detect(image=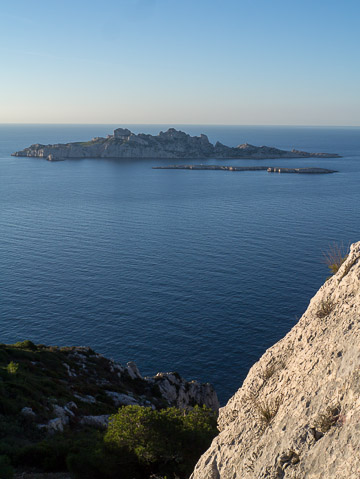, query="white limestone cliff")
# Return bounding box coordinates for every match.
[191,241,360,479]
